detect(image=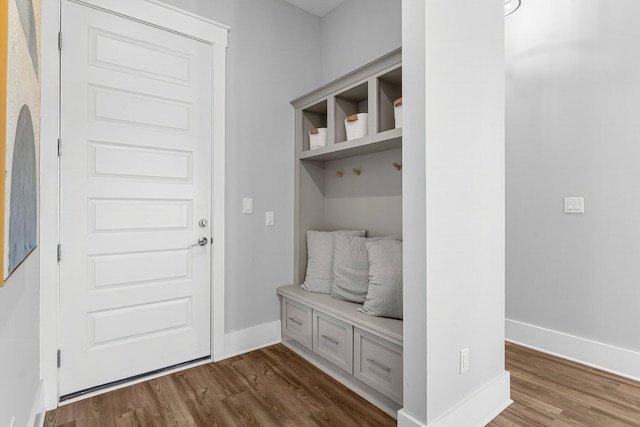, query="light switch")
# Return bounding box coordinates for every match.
[564,197,584,214]
[242,198,253,214]
[266,211,275,226]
